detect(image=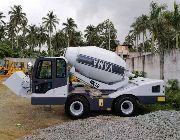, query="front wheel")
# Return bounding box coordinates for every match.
[115,96,138,117]
[65,96,89,119]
